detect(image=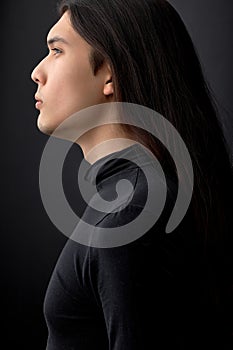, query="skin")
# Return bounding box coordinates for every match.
[31,11,137,163]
